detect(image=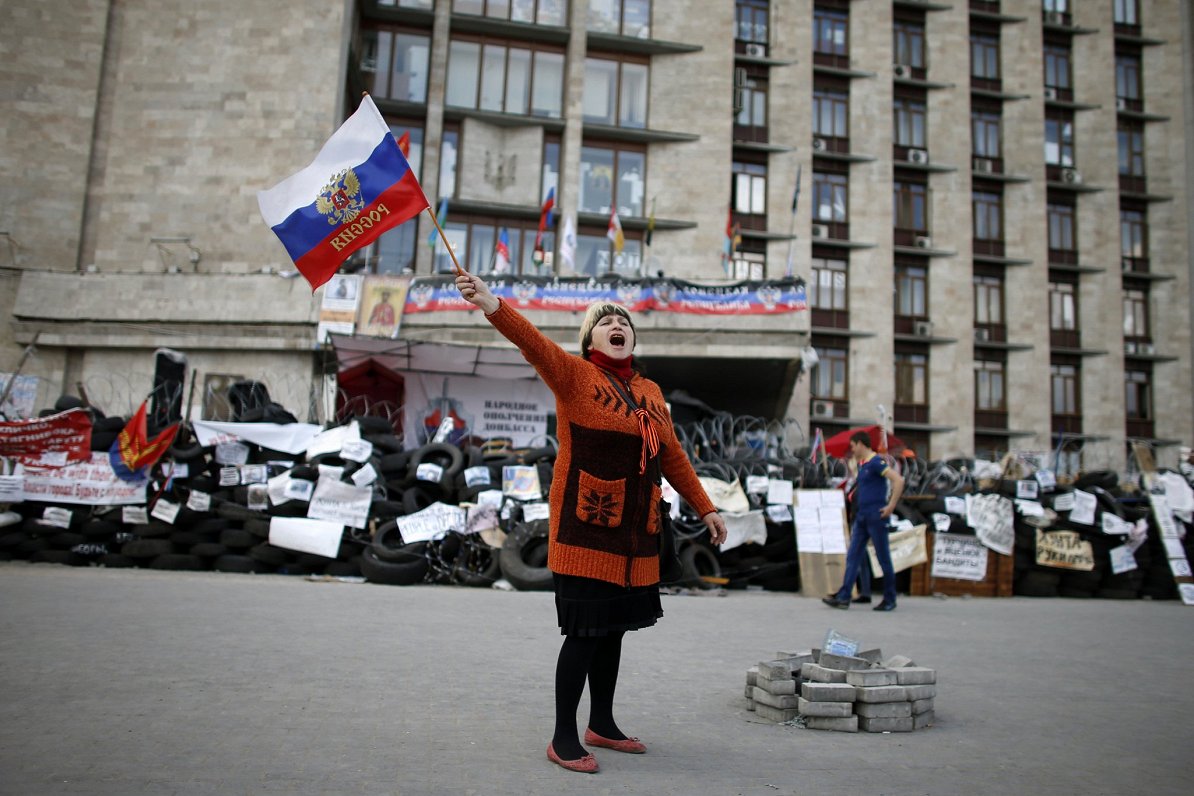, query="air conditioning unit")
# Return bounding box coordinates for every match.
[745,43,767,58]
[973,157,995,174]
[1138,342,1156,355]
[974,328,990,342]
[812,136,828,152]
[811,224,830,238]
[893,64,911,79]
[914,235,933,249]
[914,320,934,337]
[1045,11,1067,26]
[1043,86,1059,101]
[1061,168,1083,184]
[811,400,836,418]
[1116,97,1128,111]
[907,148,930,165]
